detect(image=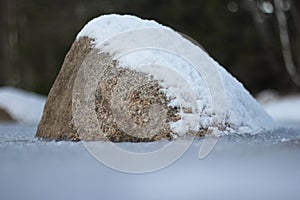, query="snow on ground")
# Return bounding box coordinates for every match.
[263,96,300,123]
[257,90,300,125]
[0,87,46,125]
[0,123,300,200]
